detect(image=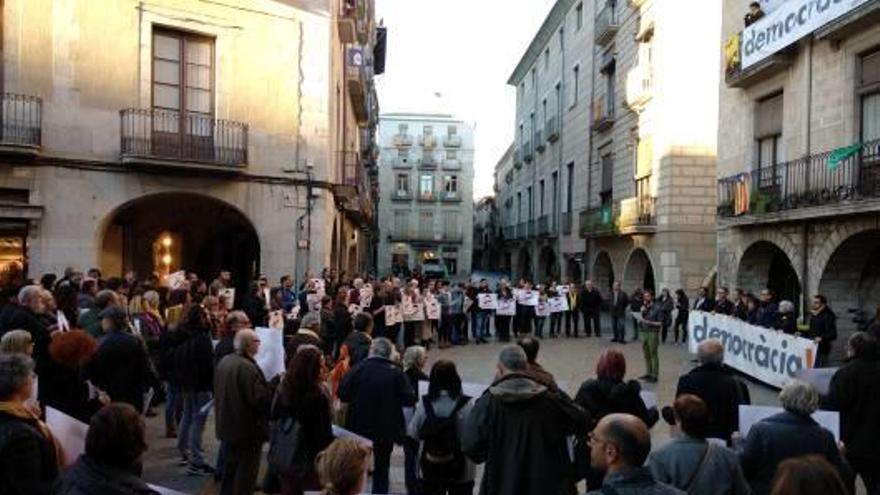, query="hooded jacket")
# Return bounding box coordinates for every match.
[462,372,589,495]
